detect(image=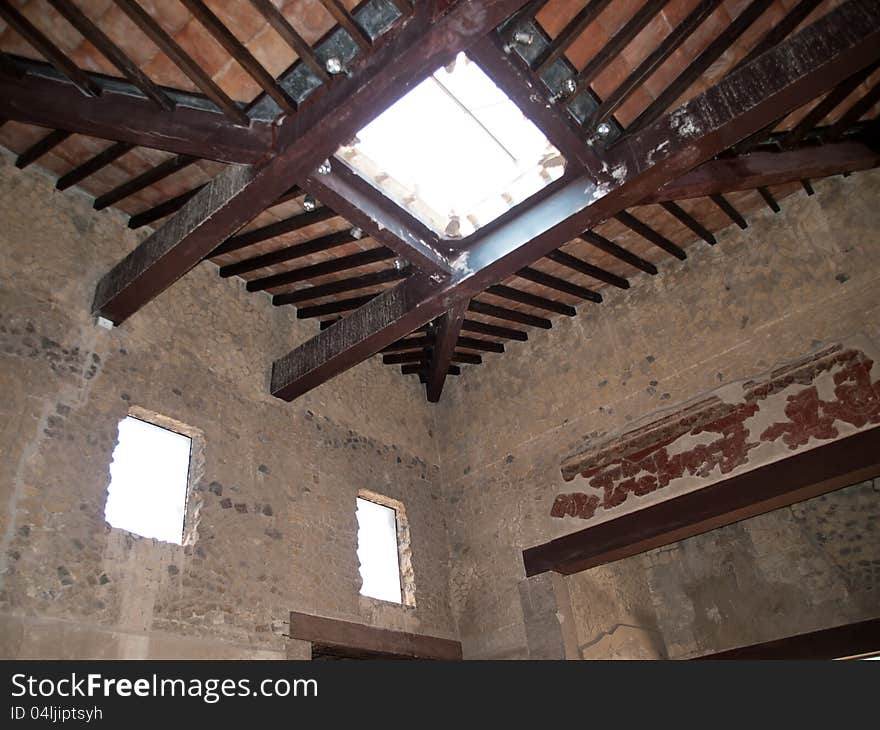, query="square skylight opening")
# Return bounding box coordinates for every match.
[104,415,192,545]
[336,51,566,239]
